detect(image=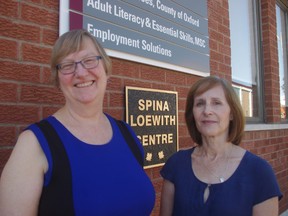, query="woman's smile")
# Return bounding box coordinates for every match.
[74,80,95,88]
